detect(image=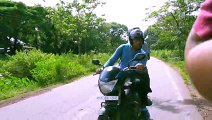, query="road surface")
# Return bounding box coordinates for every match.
[0,57,202,120]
